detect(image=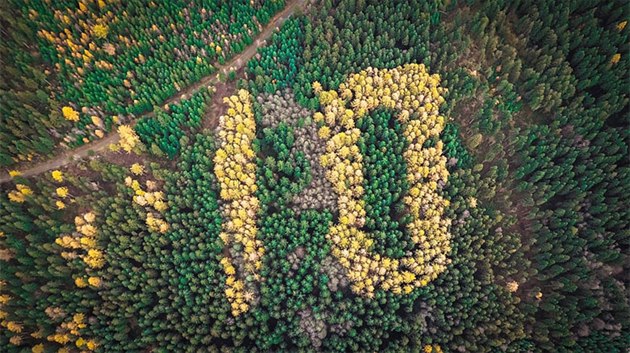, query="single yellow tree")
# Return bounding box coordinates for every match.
[62,106,80,121]
[51,170,64,182]
[117,125,141,153]
[92,24,109,39]
[56,187,69,198]
[130,163,144,175]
